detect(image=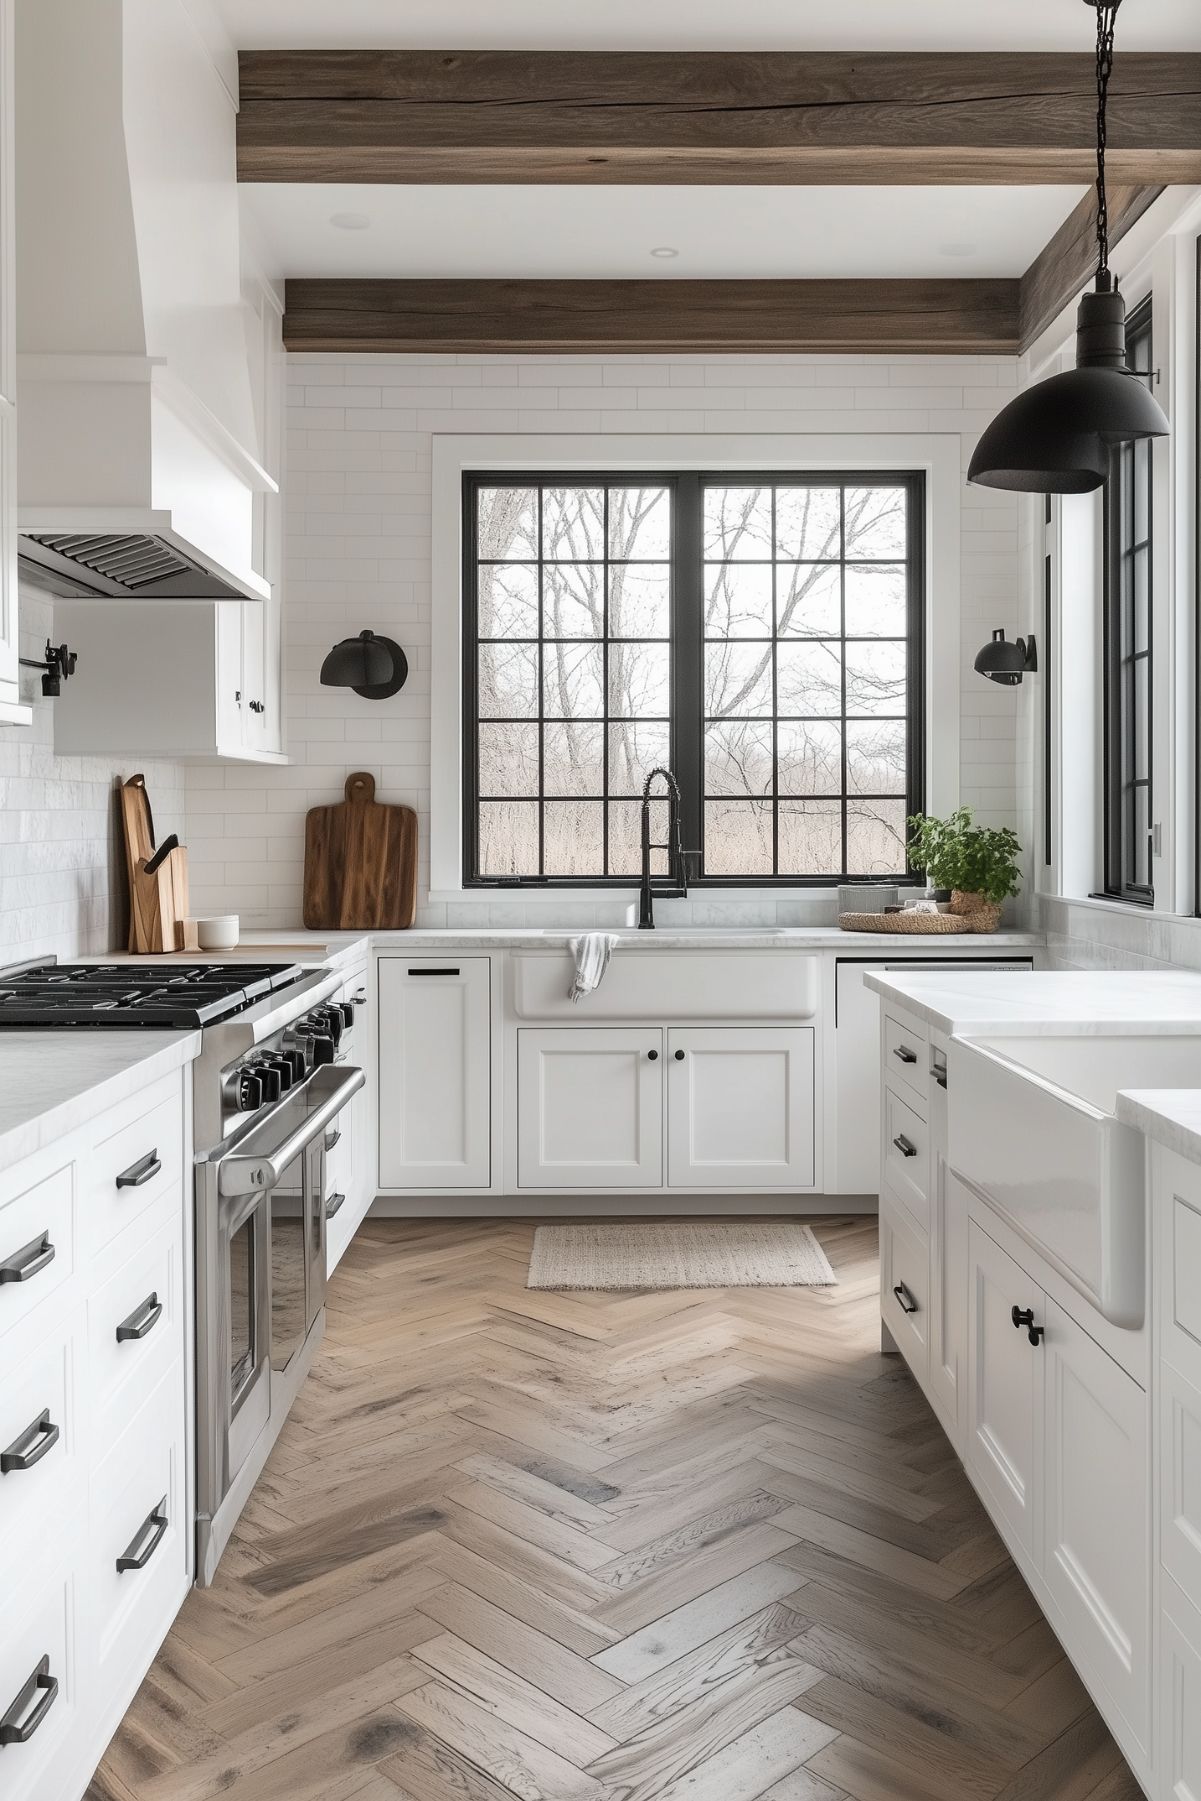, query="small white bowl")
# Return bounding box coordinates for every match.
[196,915,240,951]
